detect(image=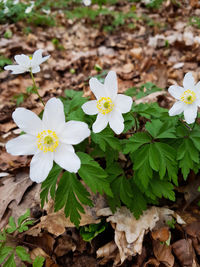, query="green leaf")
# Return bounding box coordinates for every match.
[15,246,31,263]
[0,230,6,241]
[40,164,62,207]
[77,152,113,197]
[149,178,175,201]
[123,132,152,154]
[6,217,17,234]
[54,172,92,227]
[0,246,13,264]
[33,256,45,267]
[17,209,30,227]
[91,128,121,152]
[65,89,83,99]
[3,253,16,267]
[145,119,176,139]
[80,220,107,241]
[18,220,35,233]
[177,138,199,179]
